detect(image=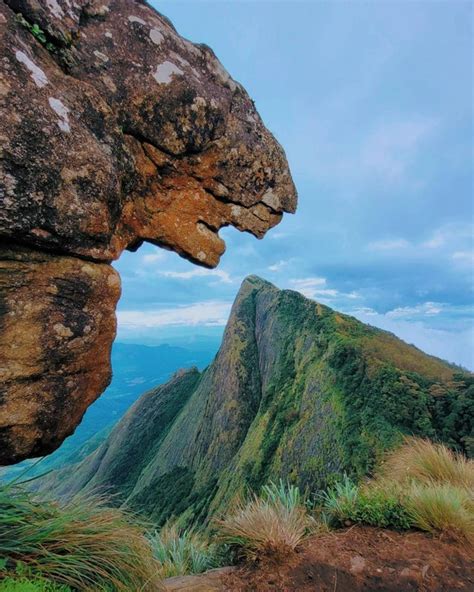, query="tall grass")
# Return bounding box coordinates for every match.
[379,437,474,490]
[0,482,161,591]
[322,438,474,543]
[148,523,220,578]
[217,481,313,560]
[405,483,474,543]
